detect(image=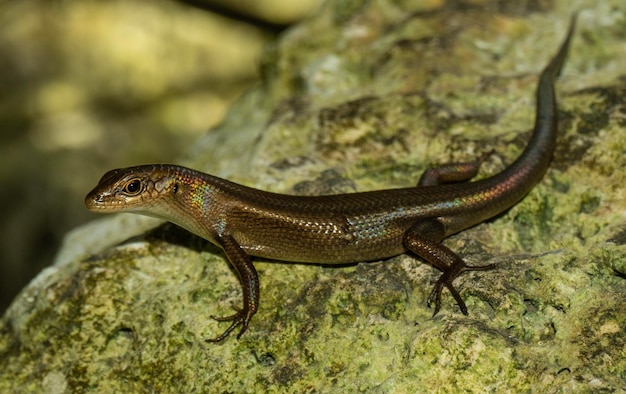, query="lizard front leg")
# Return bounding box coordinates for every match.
[206,234,260,342]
